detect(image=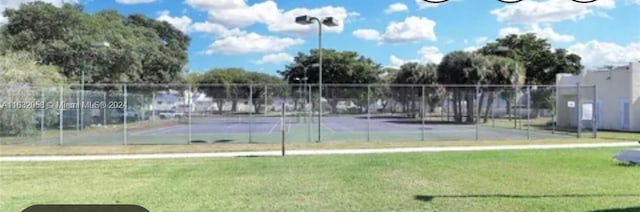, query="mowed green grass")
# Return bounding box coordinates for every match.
[1,148,639,211]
